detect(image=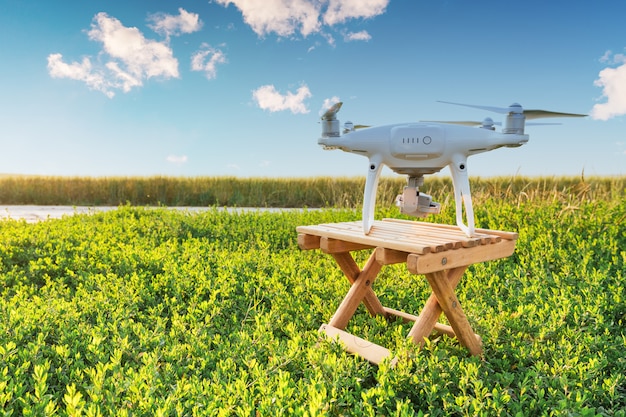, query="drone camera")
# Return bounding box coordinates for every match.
[395,176,441,218]
[395,187,441,218]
